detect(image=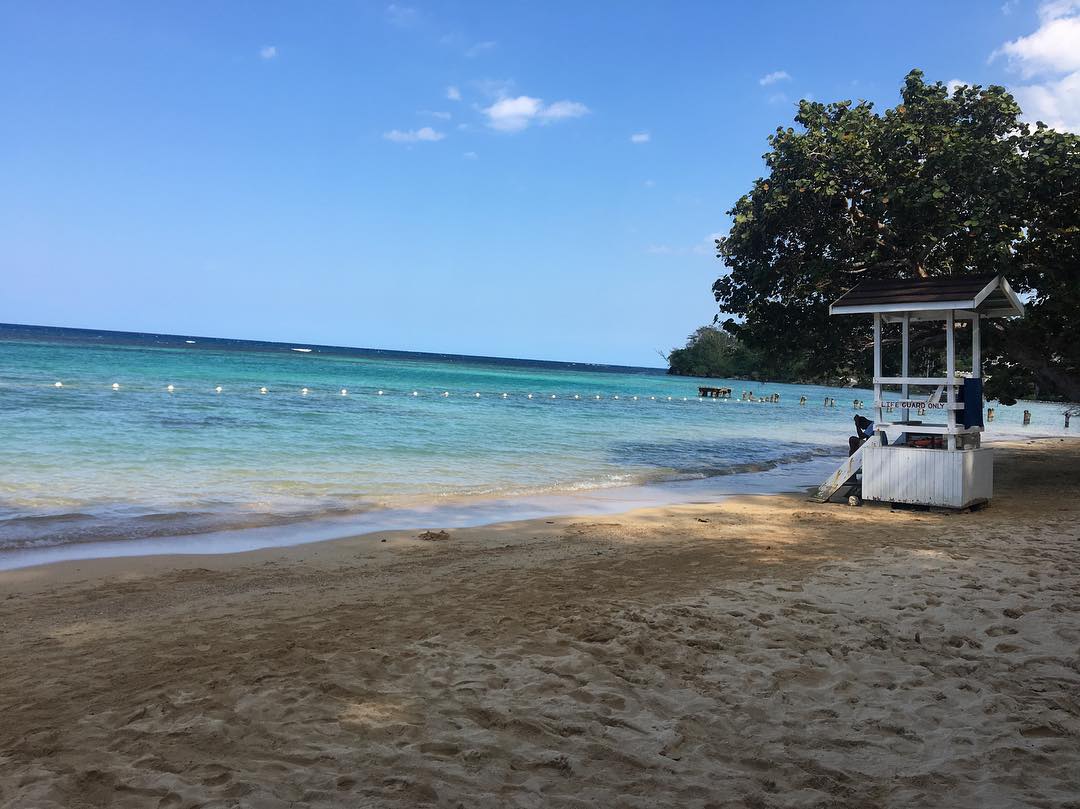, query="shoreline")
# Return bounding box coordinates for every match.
[2,432,1071,575]
[2,436,1078,807]
[0,438,1074,590]
[0,454,843,574]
